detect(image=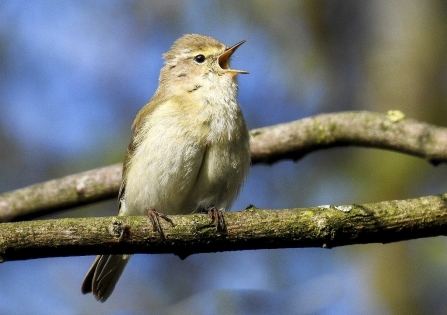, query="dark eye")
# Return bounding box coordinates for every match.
[194,54,206,63]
